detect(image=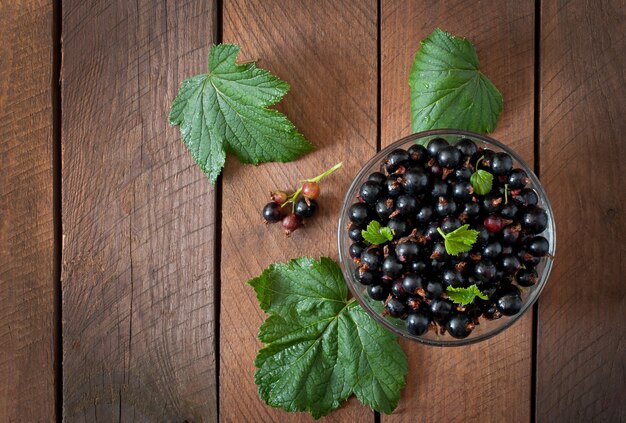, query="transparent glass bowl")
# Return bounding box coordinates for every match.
[337,129,556,346]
